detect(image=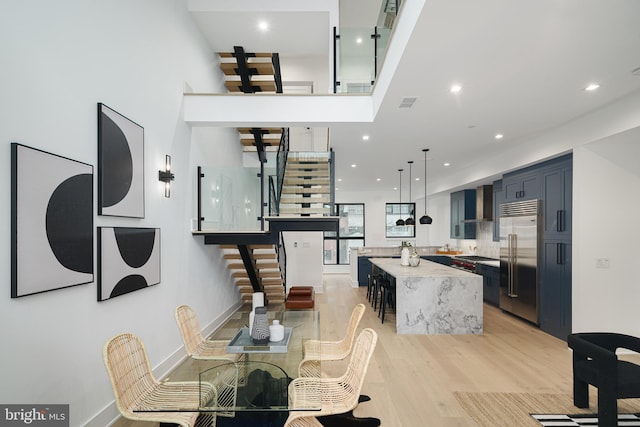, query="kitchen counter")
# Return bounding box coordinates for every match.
[477,260,500,268]
[370,258,483,335]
